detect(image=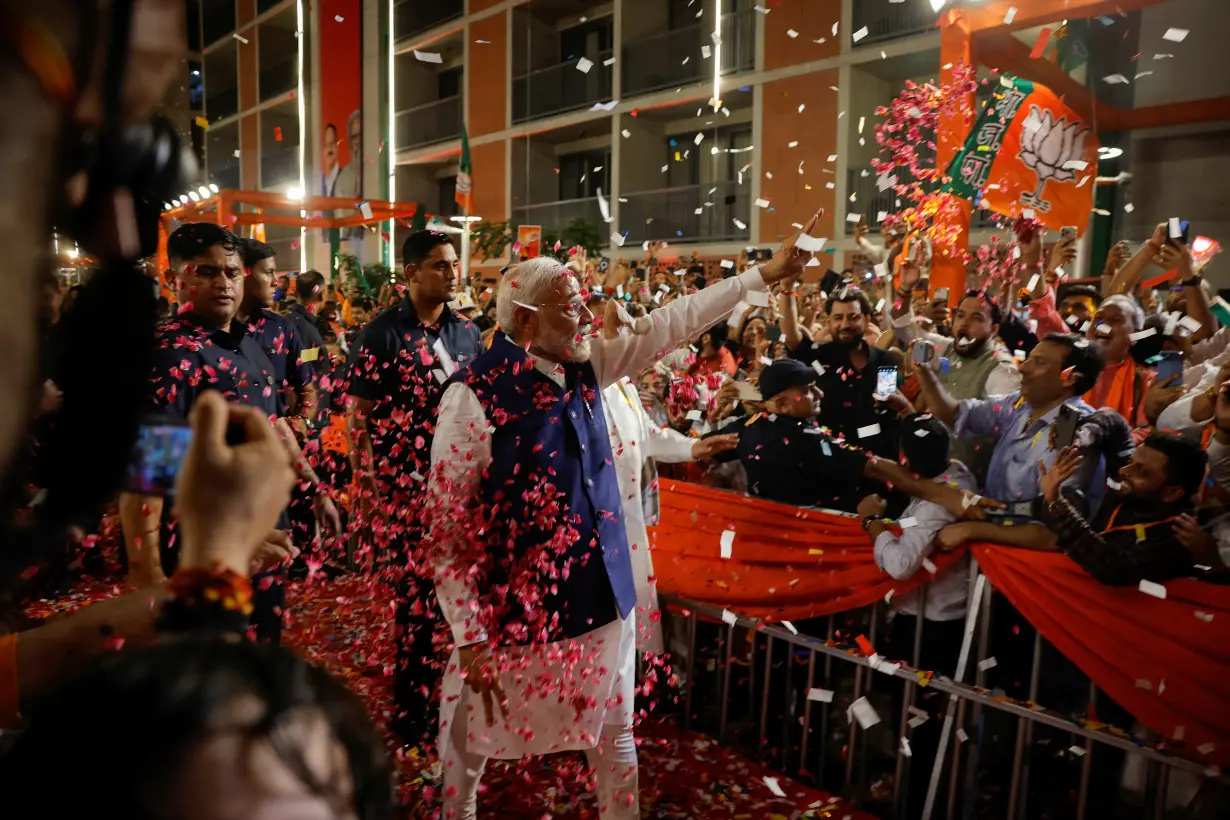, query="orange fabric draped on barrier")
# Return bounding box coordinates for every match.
[649,481,1230,769]
[649,481,965,621]
[972,545,1230,770]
